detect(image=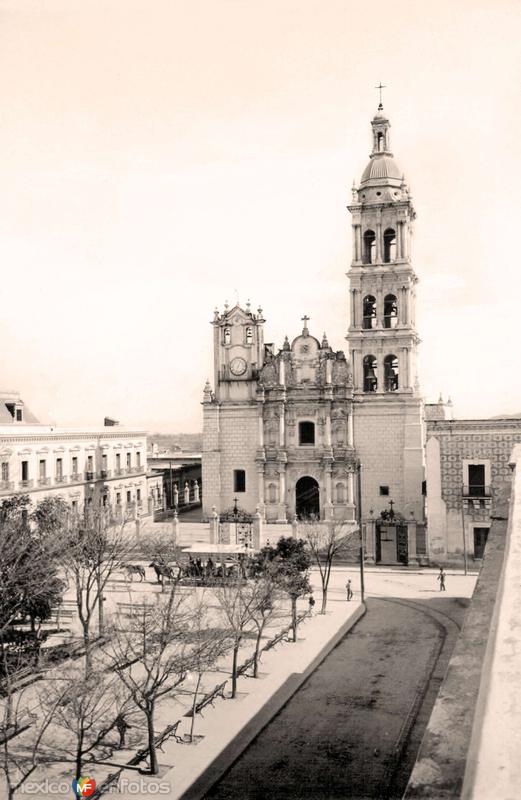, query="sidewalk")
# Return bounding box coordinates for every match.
[114,596,365,800]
